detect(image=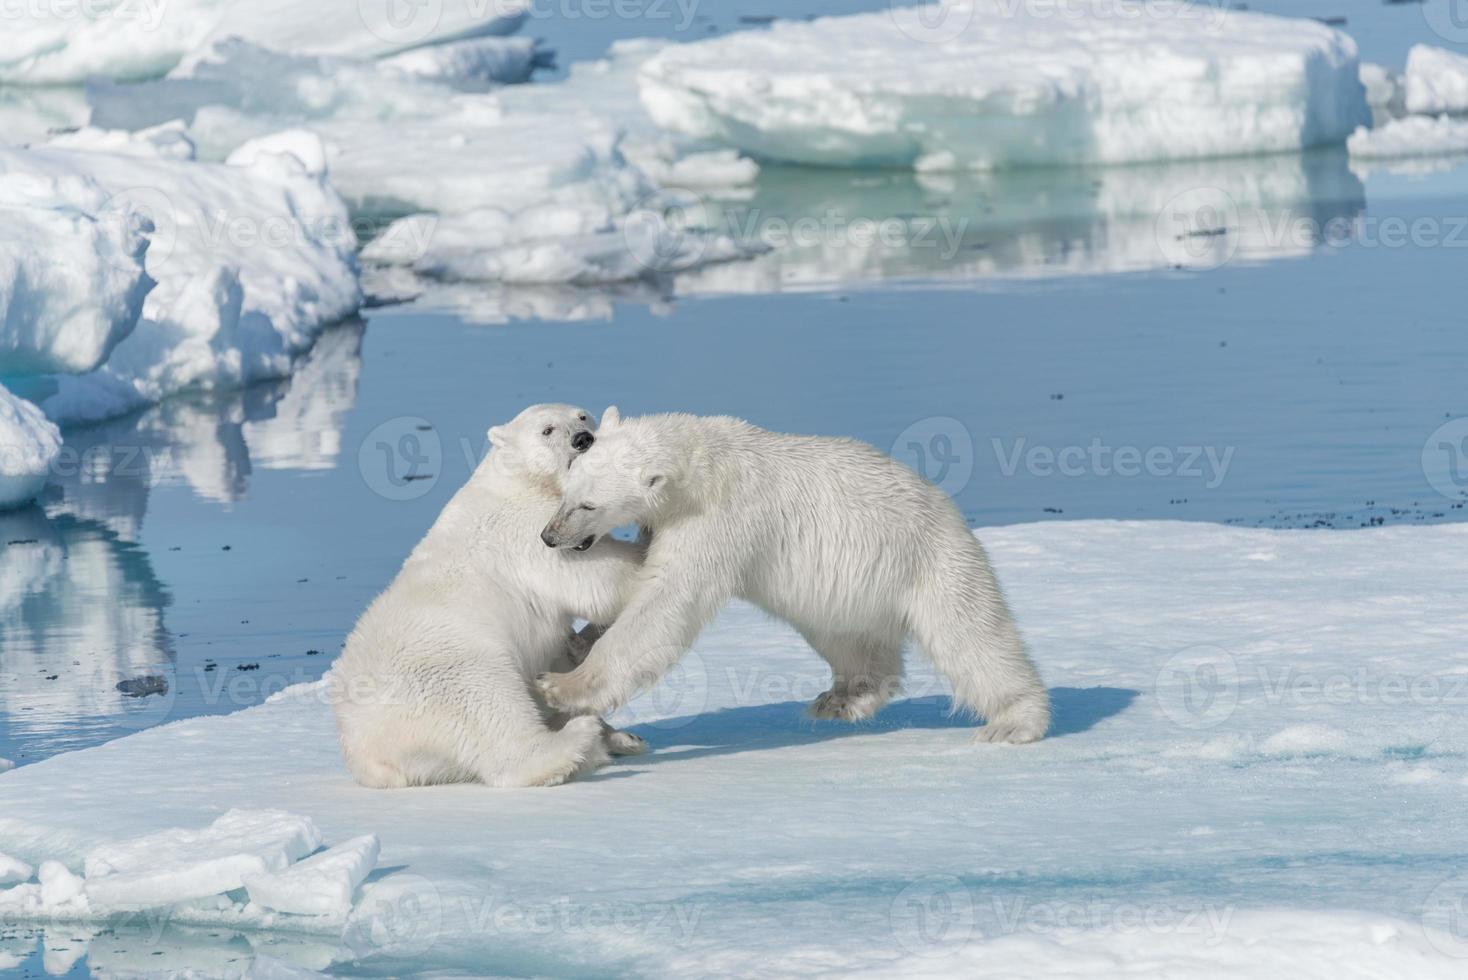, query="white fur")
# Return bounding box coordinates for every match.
[332,404,646,789]
[538,409,1051,743]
